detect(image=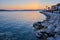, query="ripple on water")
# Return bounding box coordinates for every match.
[0,11,46,40]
